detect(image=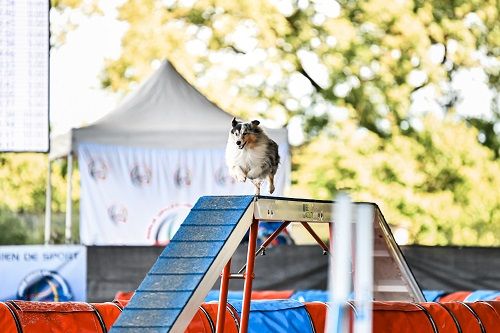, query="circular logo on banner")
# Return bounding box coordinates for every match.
[174,167,192,188]
[214,165,236,186]
[88,158,108,180]
[147,204,192,245]
[130,164,152,187]
[107,204,128,224]
[17,270,73,302]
